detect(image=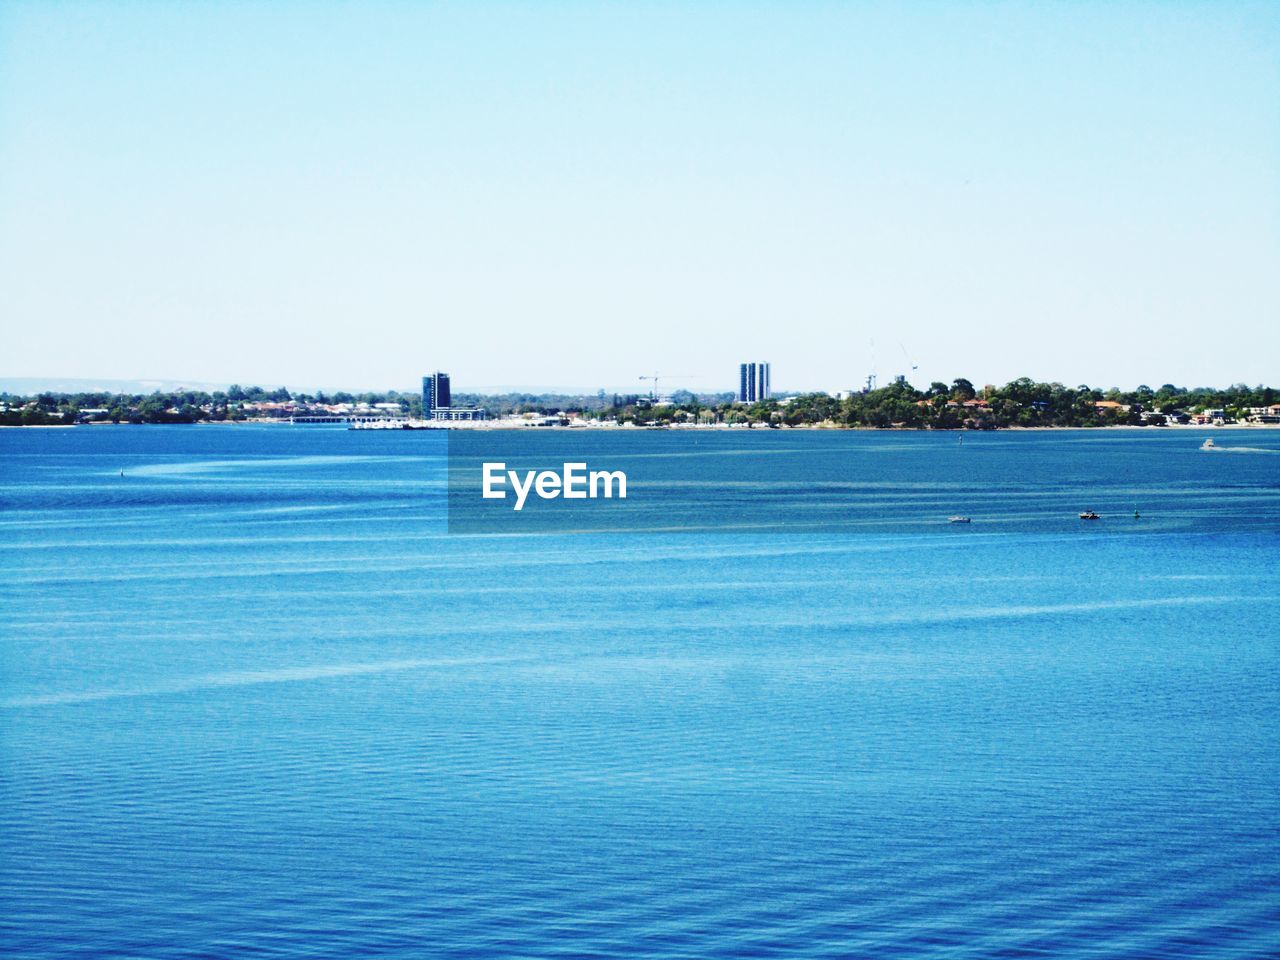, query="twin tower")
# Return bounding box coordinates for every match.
[737,362,771,403]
